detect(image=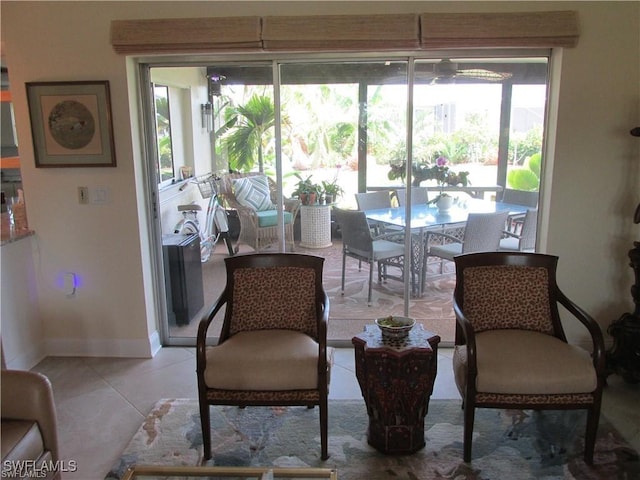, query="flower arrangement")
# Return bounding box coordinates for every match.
[429,156,470,202]
[387,156,470,197]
